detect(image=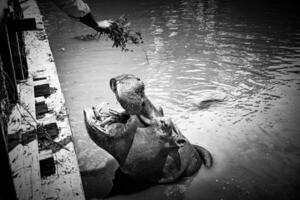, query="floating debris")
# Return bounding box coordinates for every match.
[73,33,98,41]
[74,15,143,51]
[191,90,227,109]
